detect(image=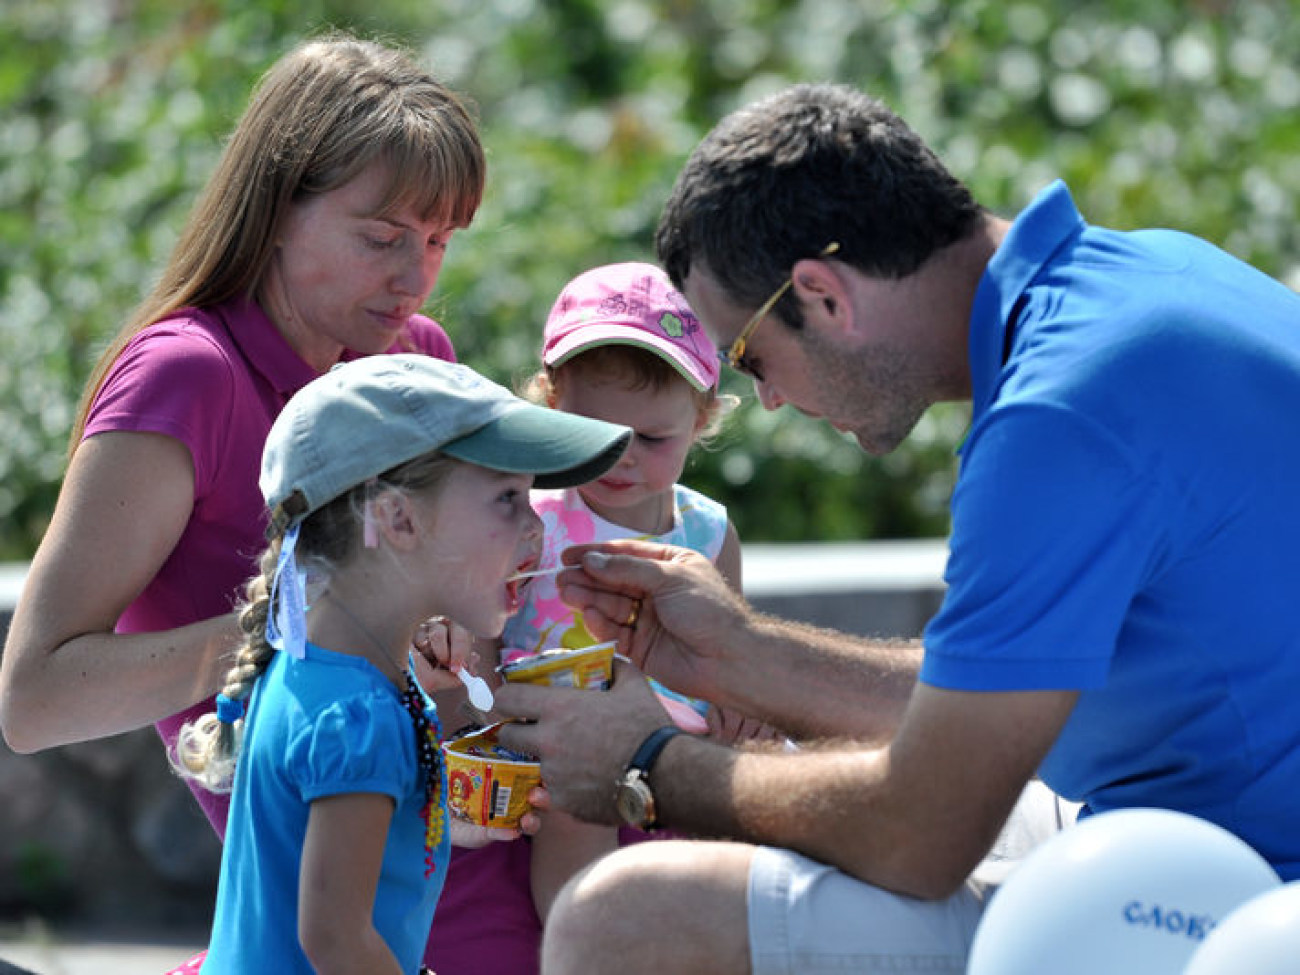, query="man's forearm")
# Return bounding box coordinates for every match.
[648,733,956,897]
[648,684,1081,900]
[707,612,921,742]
